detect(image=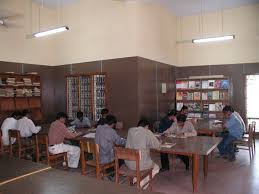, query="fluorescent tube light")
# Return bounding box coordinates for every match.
[192,35,235,43]
[34,26,69,38]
